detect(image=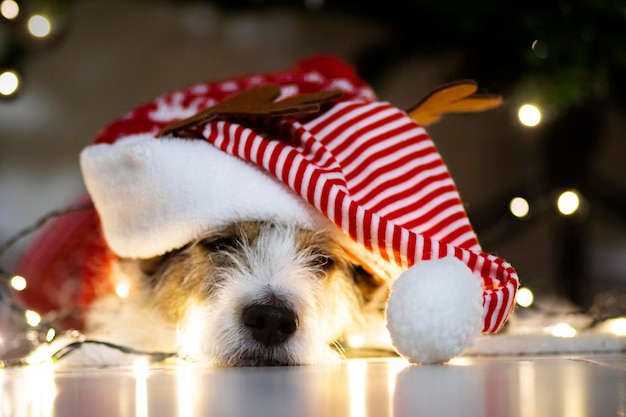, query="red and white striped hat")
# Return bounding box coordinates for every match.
[43,56,519,362]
